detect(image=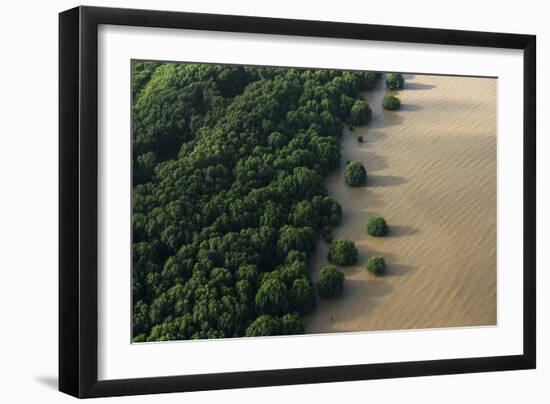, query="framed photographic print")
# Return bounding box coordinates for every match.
[59,6,536,398]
